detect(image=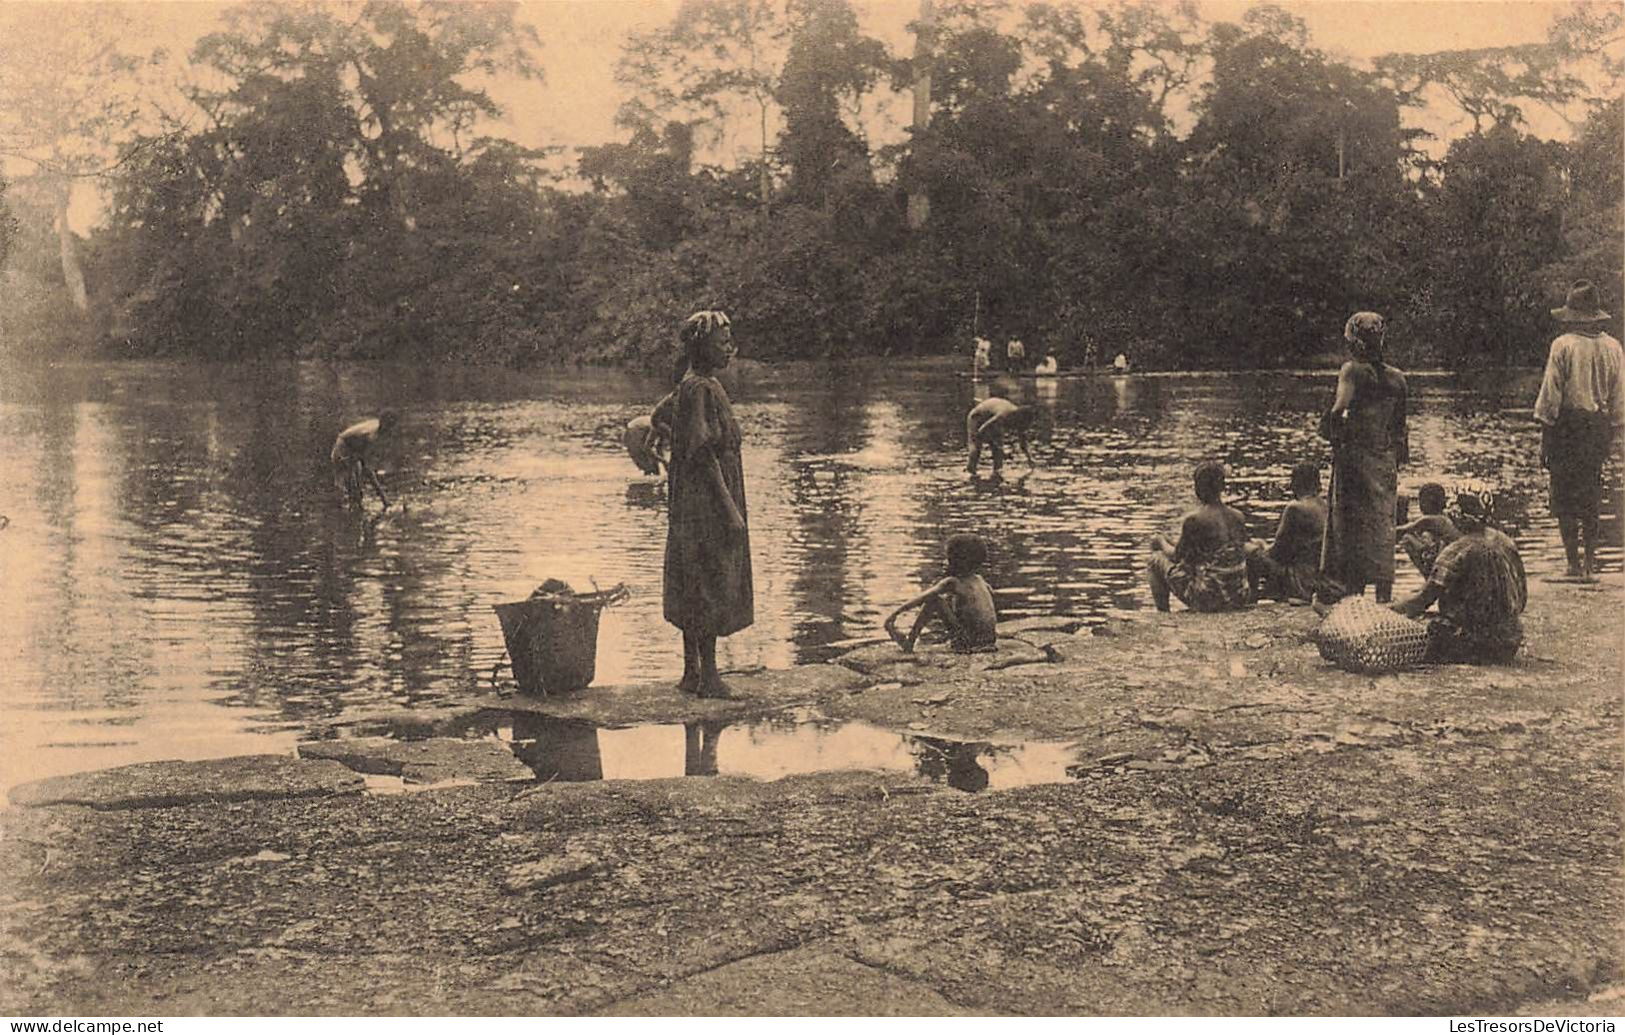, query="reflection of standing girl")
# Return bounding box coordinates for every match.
[1319,312,1408,602]
[664,311,754,698]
